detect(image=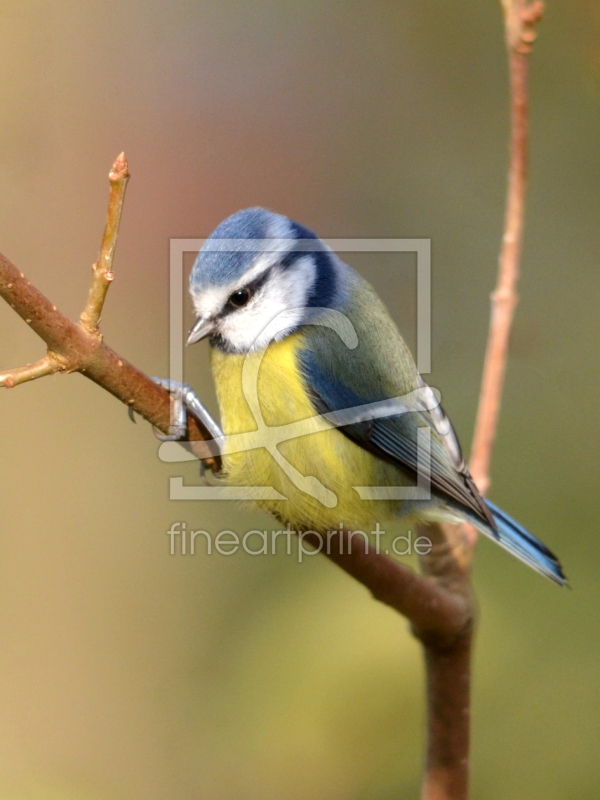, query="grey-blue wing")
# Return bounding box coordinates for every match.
[298,340,494,529]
